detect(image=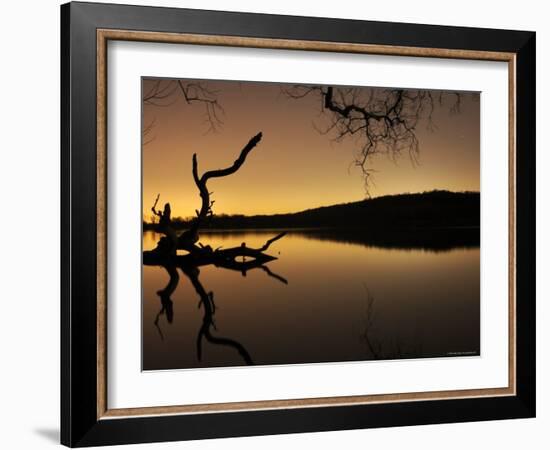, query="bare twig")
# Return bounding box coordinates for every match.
[143,79,225,140]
